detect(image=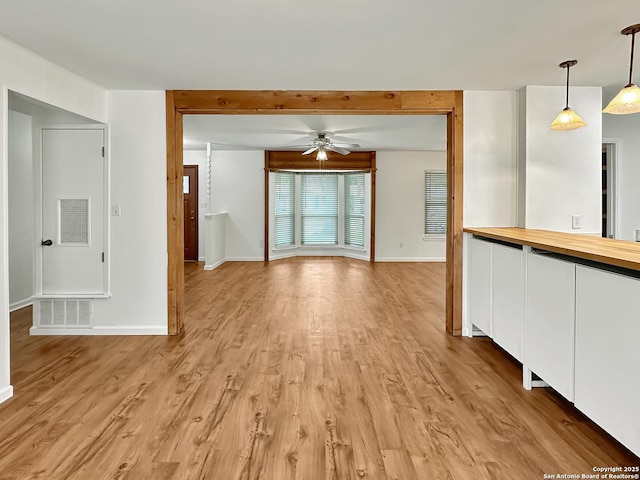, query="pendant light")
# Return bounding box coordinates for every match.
[604,24,640,115]
[550,60,587,130]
